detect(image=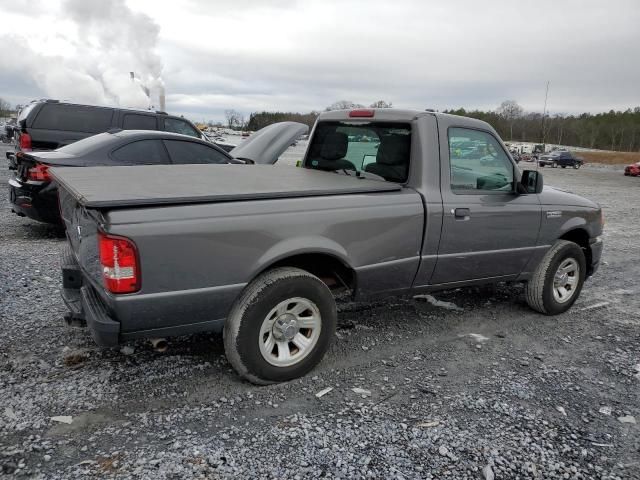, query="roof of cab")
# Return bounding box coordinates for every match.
[316,108,495,131]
